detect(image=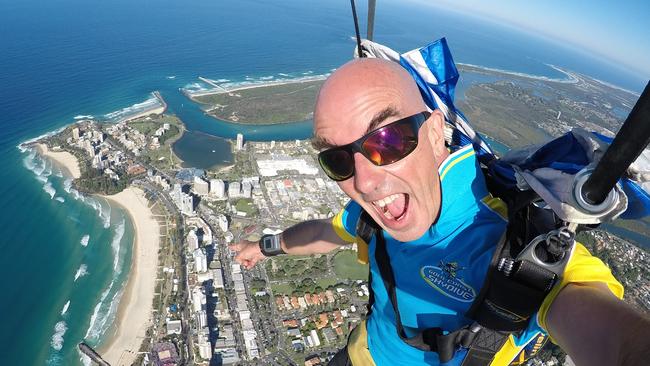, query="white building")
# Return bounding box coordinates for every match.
[213,268,225,289]
[193,248,208,273]
[236,133,244,150]
[217,214,228,232]
[192,286,206,312]
[180,192,194,215]
[166,319,182,335]
[193,176,210,196]
[228,182,241,198]
[187,229,199,252]
[310,329,321,347]
[197,328,212,360]
[210,178,226,198]
[196,310,208,329]
[241,181,252,198]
